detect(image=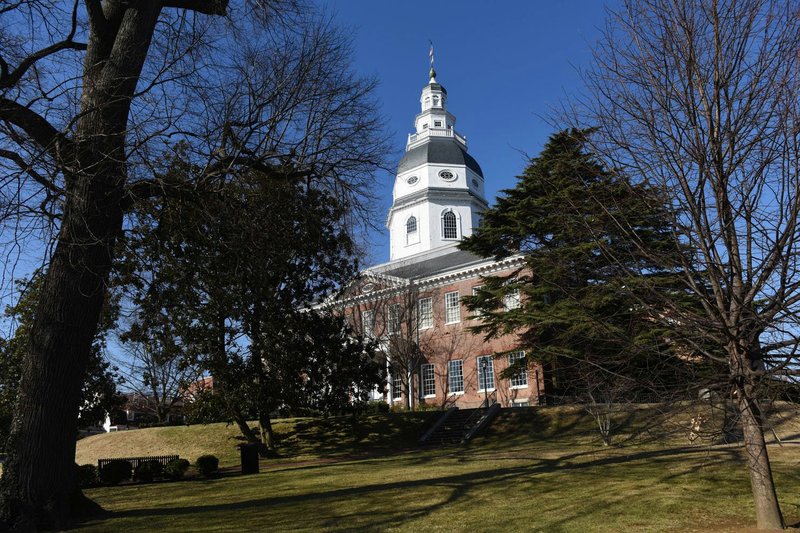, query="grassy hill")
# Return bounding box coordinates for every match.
[75,403,800,532]
[77,402,800,467]
[76,412,436,467]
